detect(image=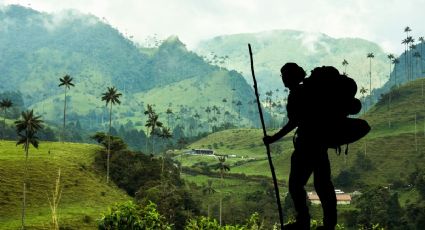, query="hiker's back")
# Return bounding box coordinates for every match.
[296,66,368,147]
